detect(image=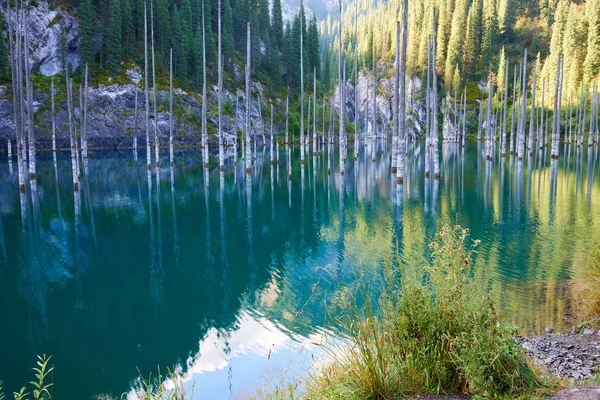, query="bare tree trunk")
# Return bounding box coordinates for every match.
[151,0,159,166]
[270,103,274,164]
[144,0,151,169]
[396,0,407,184]
[202,0,209,167]
[338,0,344,173]
[82,63,89,158]
[354,4,359,159]
[510,64,517,154]
[245,22,252,173]
[528,59,537,155]
[300,0,305,164]
[486,73,493,160]
[462,88,466,147]
[431,9,440,178]
[424,36,431,176]
[24,8,35,179]
[539,77,545,148]
[66,70,78,191]
[551,54,561,158]
[589,83,596,146]
[51,77,56,152]
[392,21,399,174]
[169,48,174,166]
[322,95,326,149]
[517,49,527,160]
[313,67,317,154]
[218,0,224,170]
[285,95,289,144]
[134,90,139,151]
